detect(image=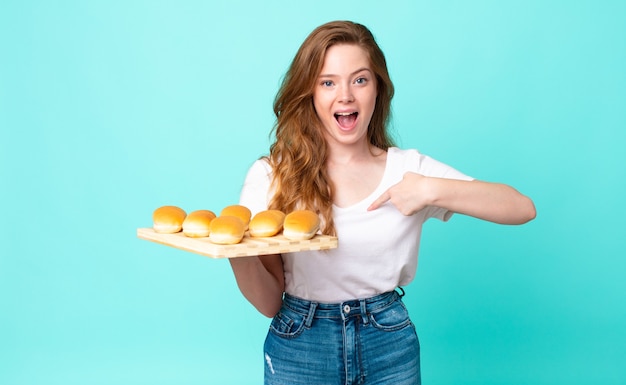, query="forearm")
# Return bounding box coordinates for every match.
[429,178,536,225]
[229,254,285,317]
